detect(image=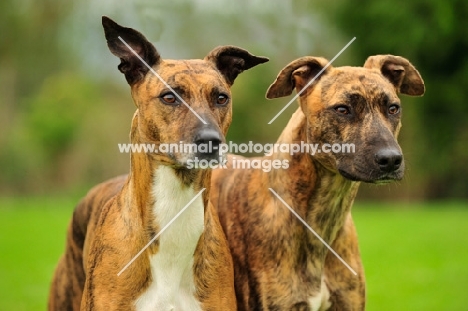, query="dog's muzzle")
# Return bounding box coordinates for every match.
[338,146,405,183]
[193,128,223,160]
[374,148,403,173]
